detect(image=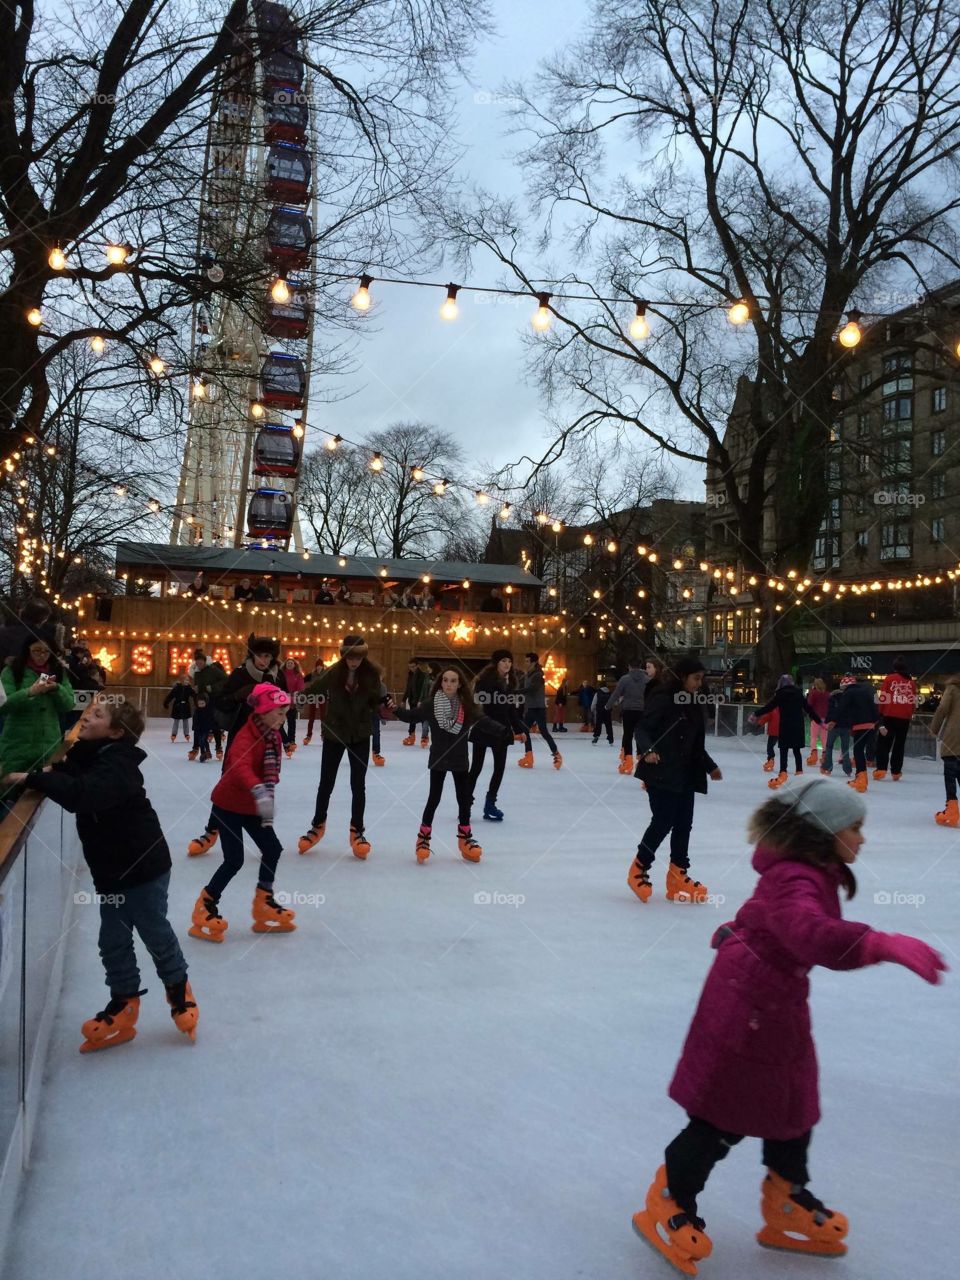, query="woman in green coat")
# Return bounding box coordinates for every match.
[1,635,75,786]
